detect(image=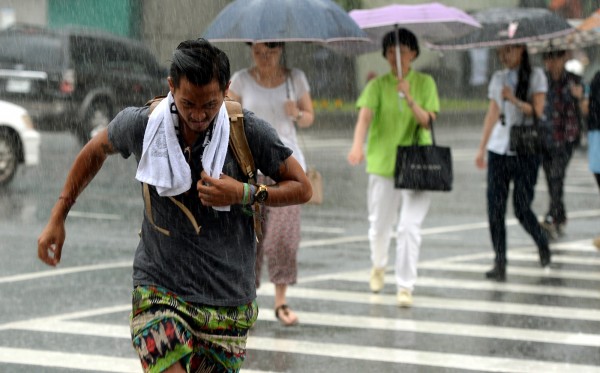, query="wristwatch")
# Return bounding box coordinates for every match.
[254,184,268,203]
